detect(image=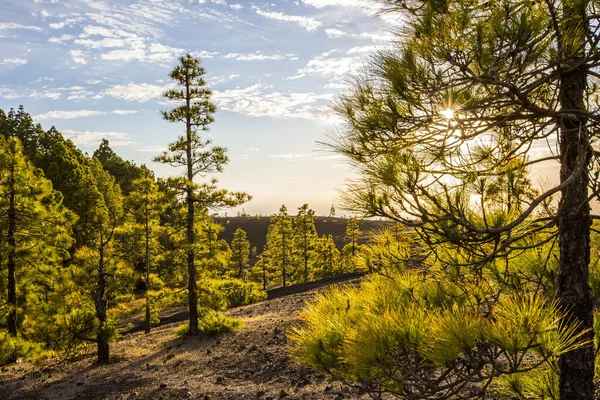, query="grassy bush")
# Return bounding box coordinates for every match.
[207,279,267,308]
[174,310,243,337]
[0,332,42,365]
[289,266,588,398]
